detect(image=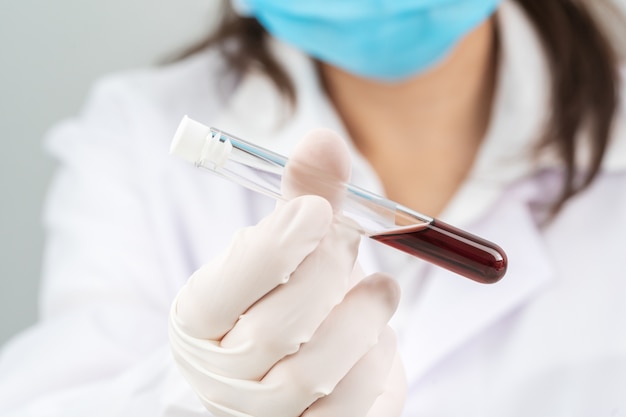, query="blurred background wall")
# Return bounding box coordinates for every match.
[0,0,625,346]
[0,0,219,345]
